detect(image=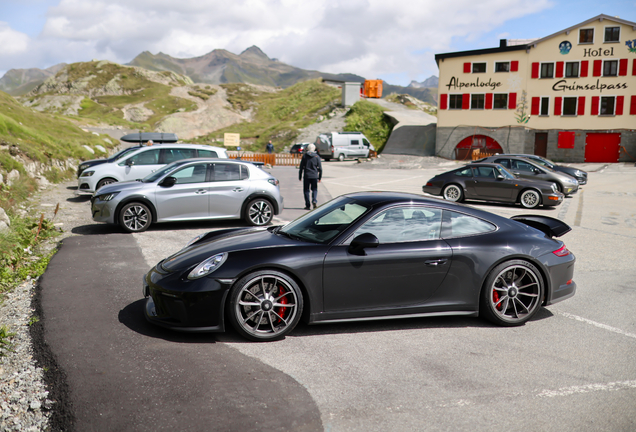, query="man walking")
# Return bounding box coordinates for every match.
[298,143,322,210]
[266,140,274,154]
